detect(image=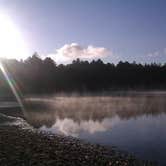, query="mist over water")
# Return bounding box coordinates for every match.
[1,92,166,165]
